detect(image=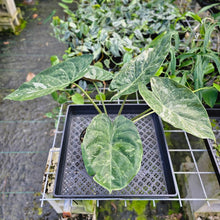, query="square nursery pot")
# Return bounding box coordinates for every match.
[54,104,177,199]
